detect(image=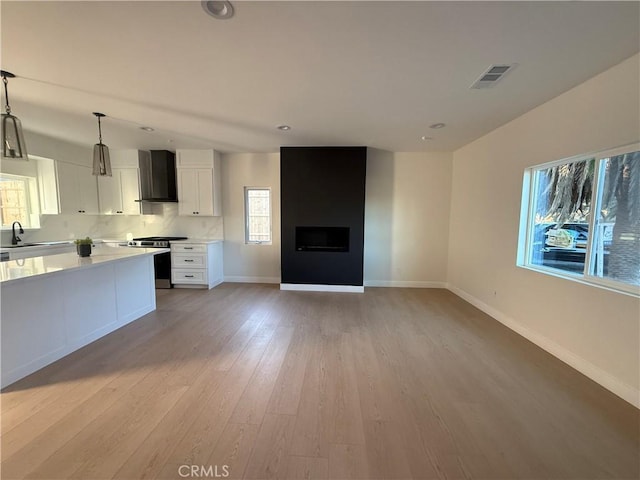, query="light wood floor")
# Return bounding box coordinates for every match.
[1,284,638,480]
